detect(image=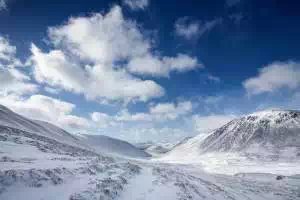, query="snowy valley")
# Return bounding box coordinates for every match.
[1,105,300,200]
